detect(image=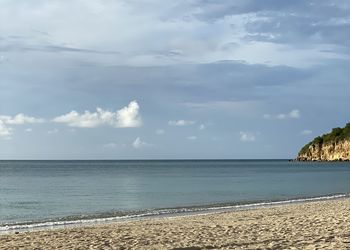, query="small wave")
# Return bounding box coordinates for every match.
[1,193,348,233]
